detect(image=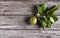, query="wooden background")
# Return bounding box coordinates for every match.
[0,0,60,38]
